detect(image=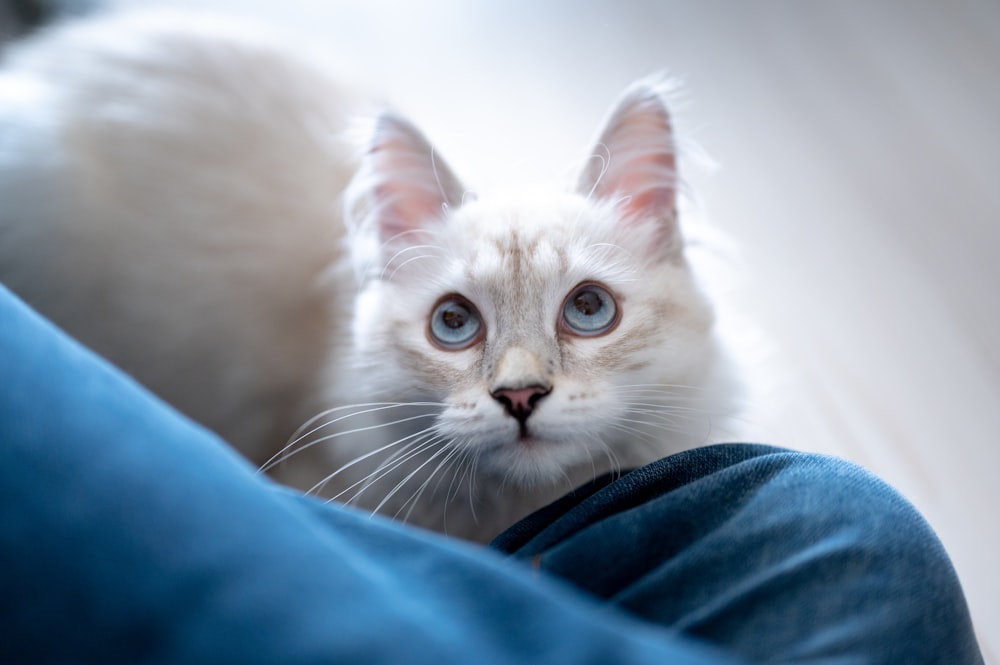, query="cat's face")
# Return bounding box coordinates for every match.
[350,195,715,484]
[344,78,720,486]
